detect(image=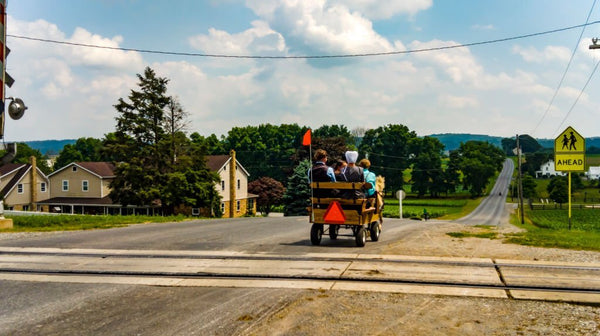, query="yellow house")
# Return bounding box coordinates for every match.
[40,162,118,214]
[207,150,257,218]
[0,158,49,211]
